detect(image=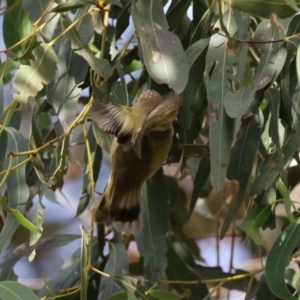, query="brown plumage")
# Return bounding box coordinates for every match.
[90,90,181,235]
